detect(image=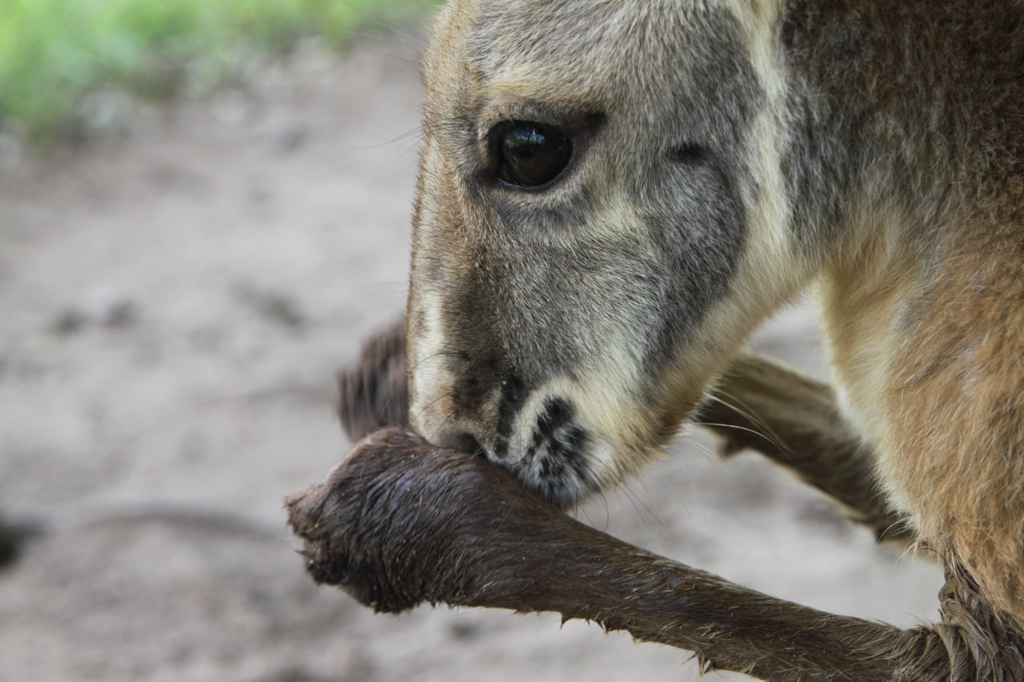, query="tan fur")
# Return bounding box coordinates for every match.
[407,0,1024,631]
[803,1,1024,626]
[873,221,1024,624]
